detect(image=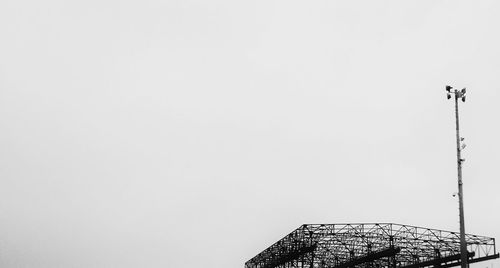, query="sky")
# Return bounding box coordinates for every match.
[1,0,500,267]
